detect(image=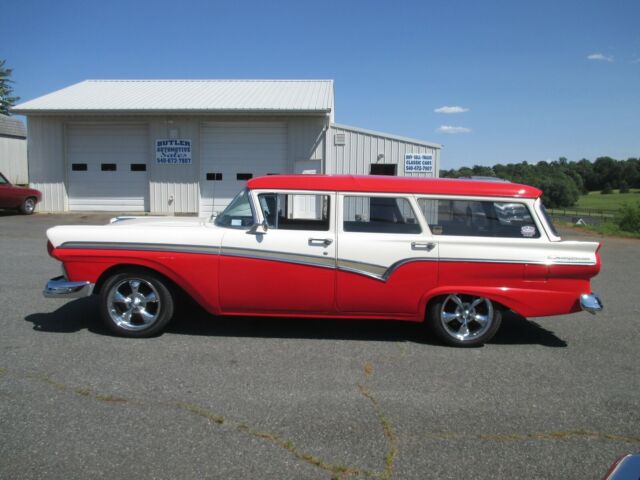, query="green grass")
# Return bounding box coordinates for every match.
[557,220,640,239]
[574,188,640,211]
